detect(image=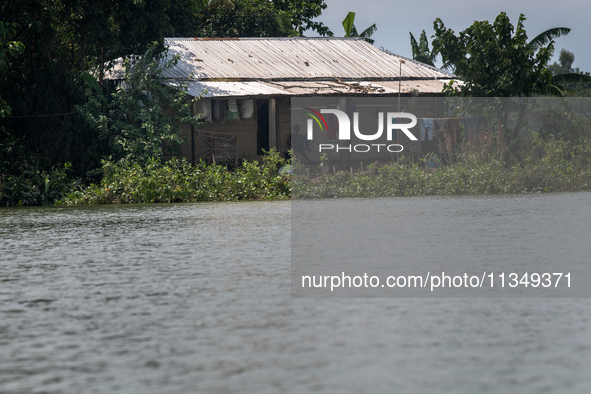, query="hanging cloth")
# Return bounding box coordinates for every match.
[447,118,460,145]
[421,118,434,141]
